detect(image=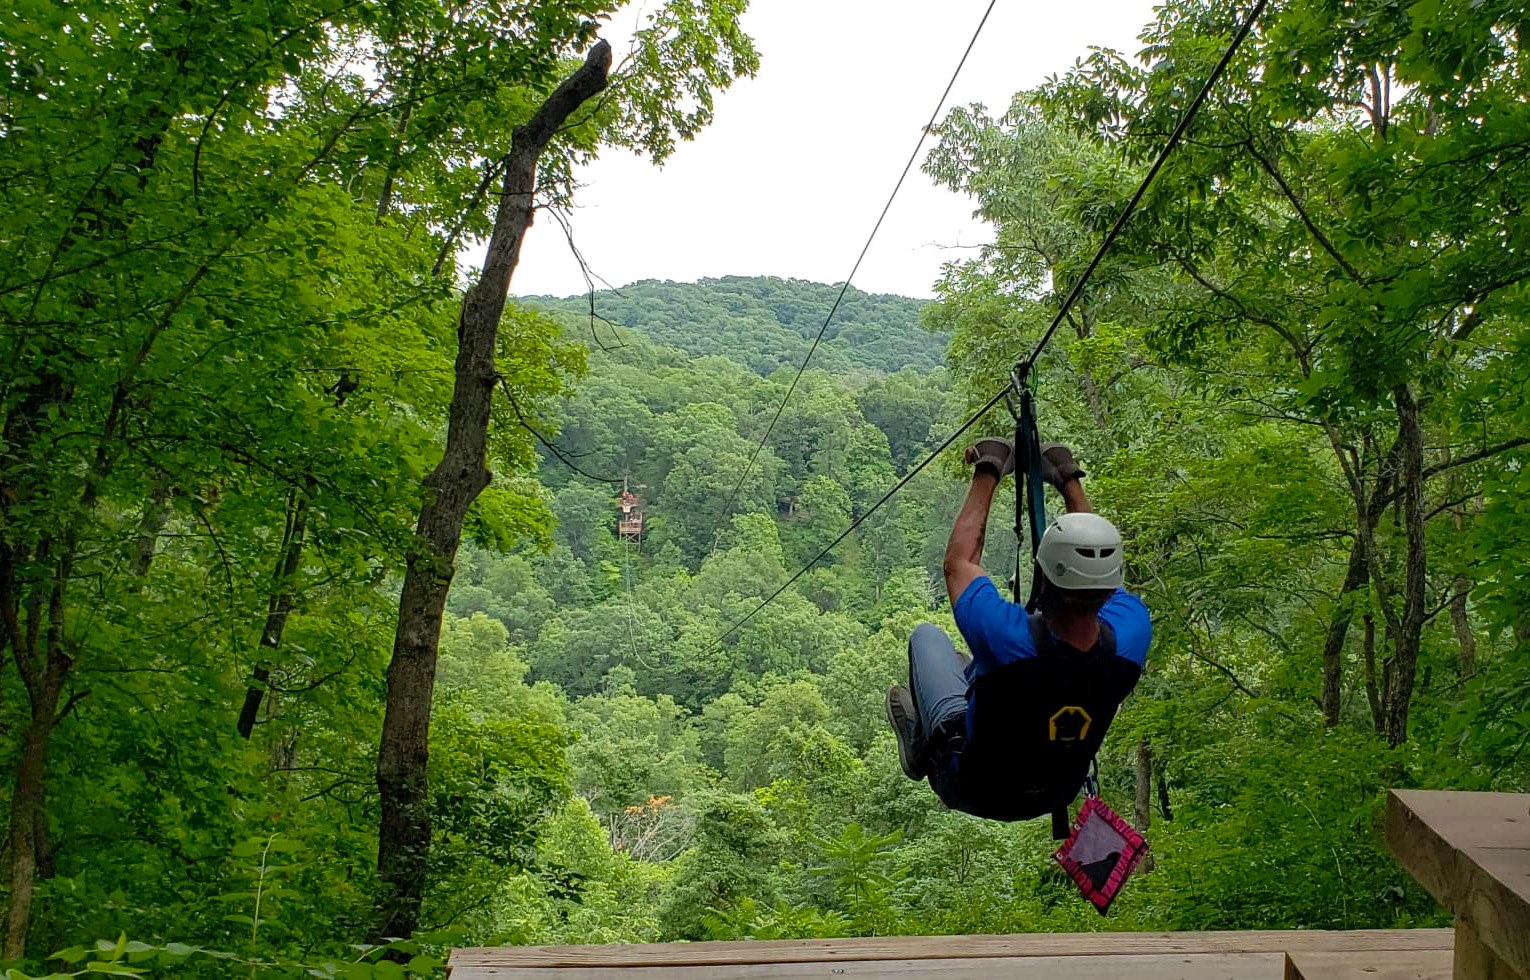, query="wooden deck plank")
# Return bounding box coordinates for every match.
[453,951,1287,979]
[449,930,1453,969]
[1387,791,1527,849]
[1386,790,1530,977]
[1454,919,1523,980]
[1284,949,1453,980]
